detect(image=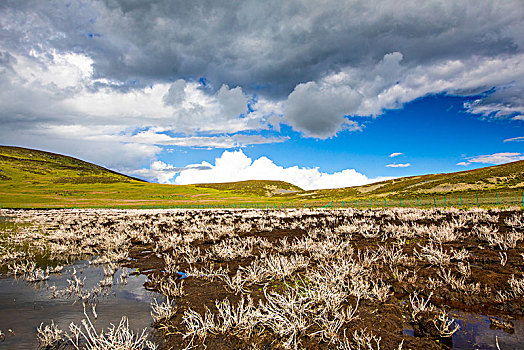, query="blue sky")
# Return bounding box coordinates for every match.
[155,93,523,188]
[1,1,523,190]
